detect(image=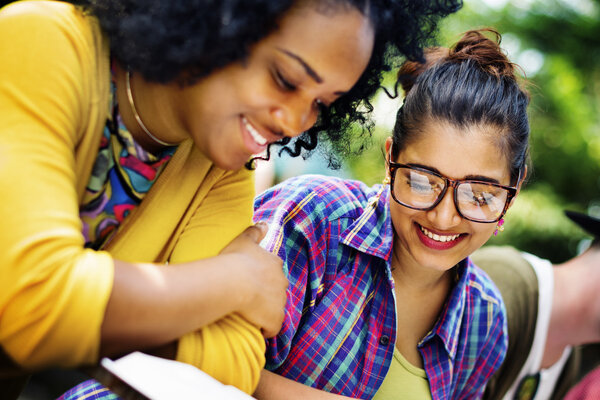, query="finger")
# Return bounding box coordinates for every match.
[243,221,268,243]
[262,327,275,339]
[264,305,286,338]
[261,319,282,339]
